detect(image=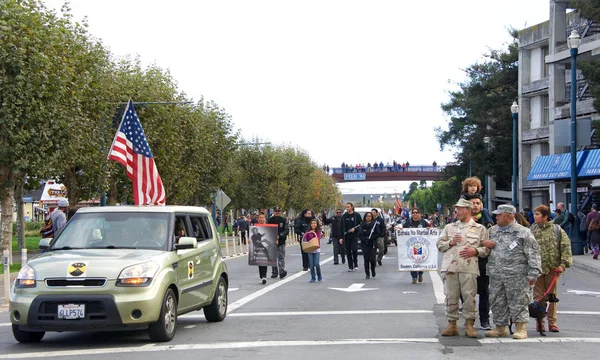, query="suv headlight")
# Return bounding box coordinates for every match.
[15,264,36,288]
[117,262,159,286]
